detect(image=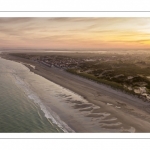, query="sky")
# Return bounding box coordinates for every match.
[0,17,150,50]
